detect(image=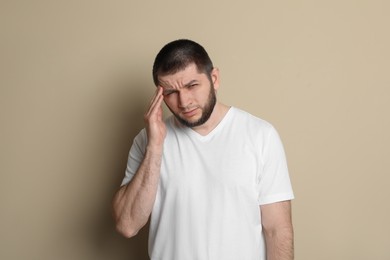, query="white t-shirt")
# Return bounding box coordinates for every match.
[121,107,294,260]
